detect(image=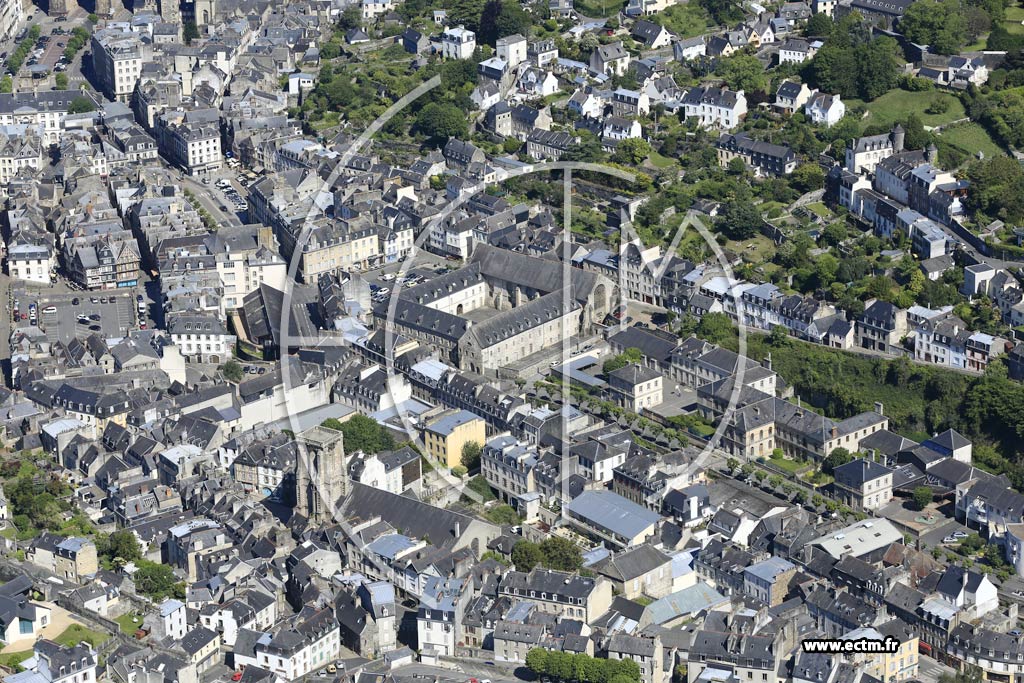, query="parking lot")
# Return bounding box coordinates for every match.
[12,283,153,344]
